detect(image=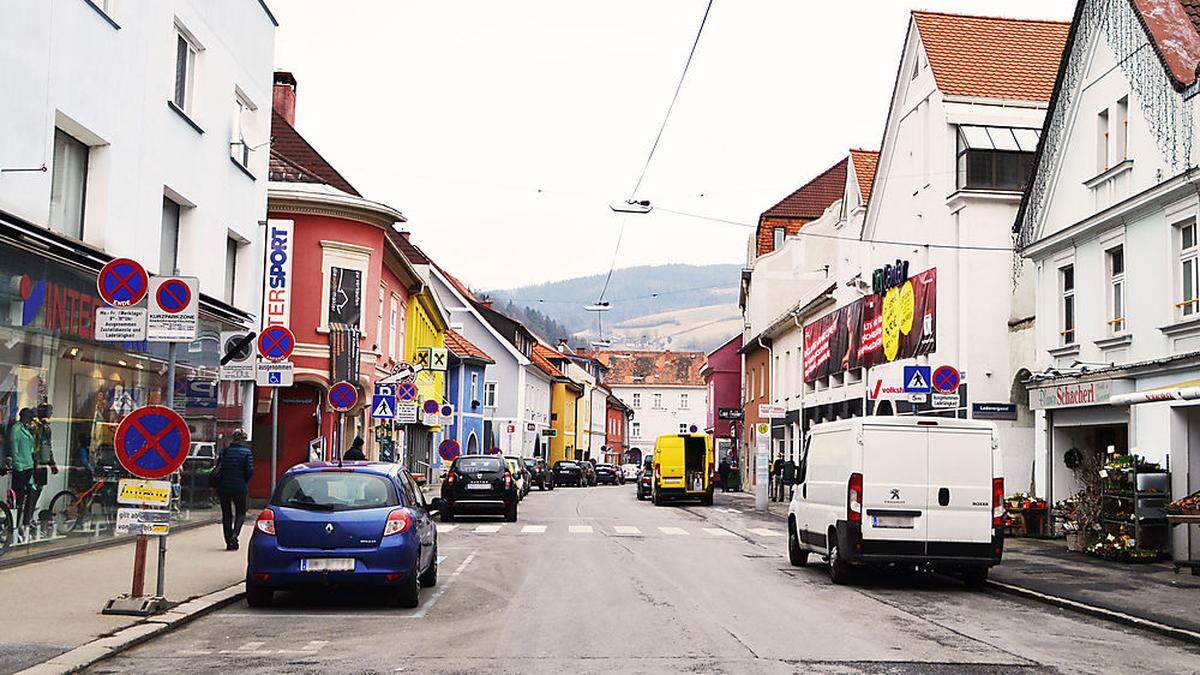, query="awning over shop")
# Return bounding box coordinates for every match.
[957,125,1041,152]
[1109,380,1200,406]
